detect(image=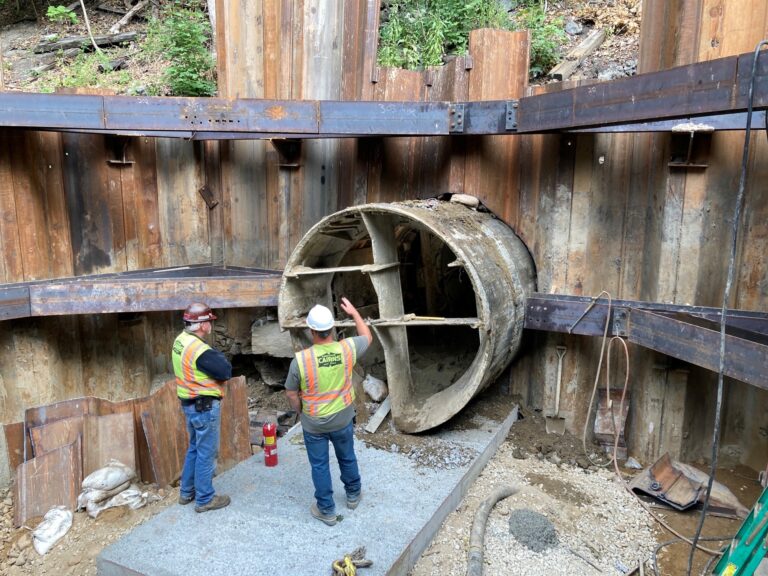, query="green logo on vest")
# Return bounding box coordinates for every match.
[317,352,342,368]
